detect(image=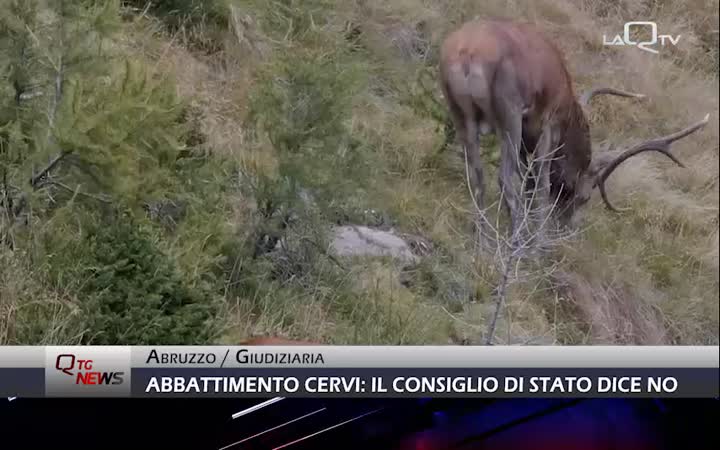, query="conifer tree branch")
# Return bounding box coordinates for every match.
[47,58,63,129]
[47,180,113,204]
[33,0,67,189]
[30,150,69,187]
